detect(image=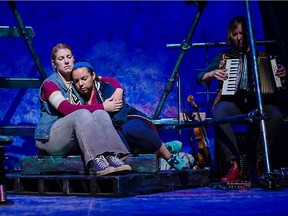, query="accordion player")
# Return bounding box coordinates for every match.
[196,16,287,183]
